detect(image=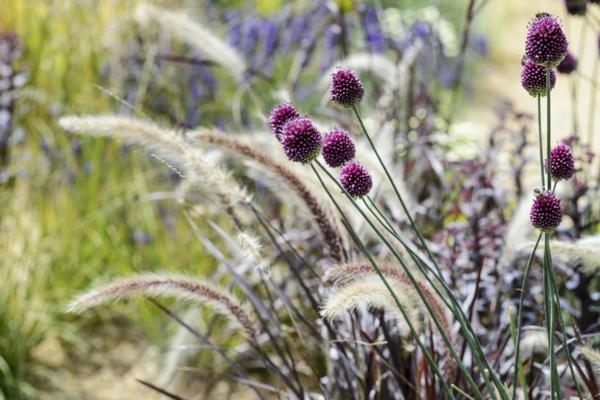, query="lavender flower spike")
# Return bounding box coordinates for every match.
[530,190,563,231]
[322,128,356,168]
[340,162,372,198]
[281,117,322,163]
[525,13,568,67]
[330,68,364,107]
